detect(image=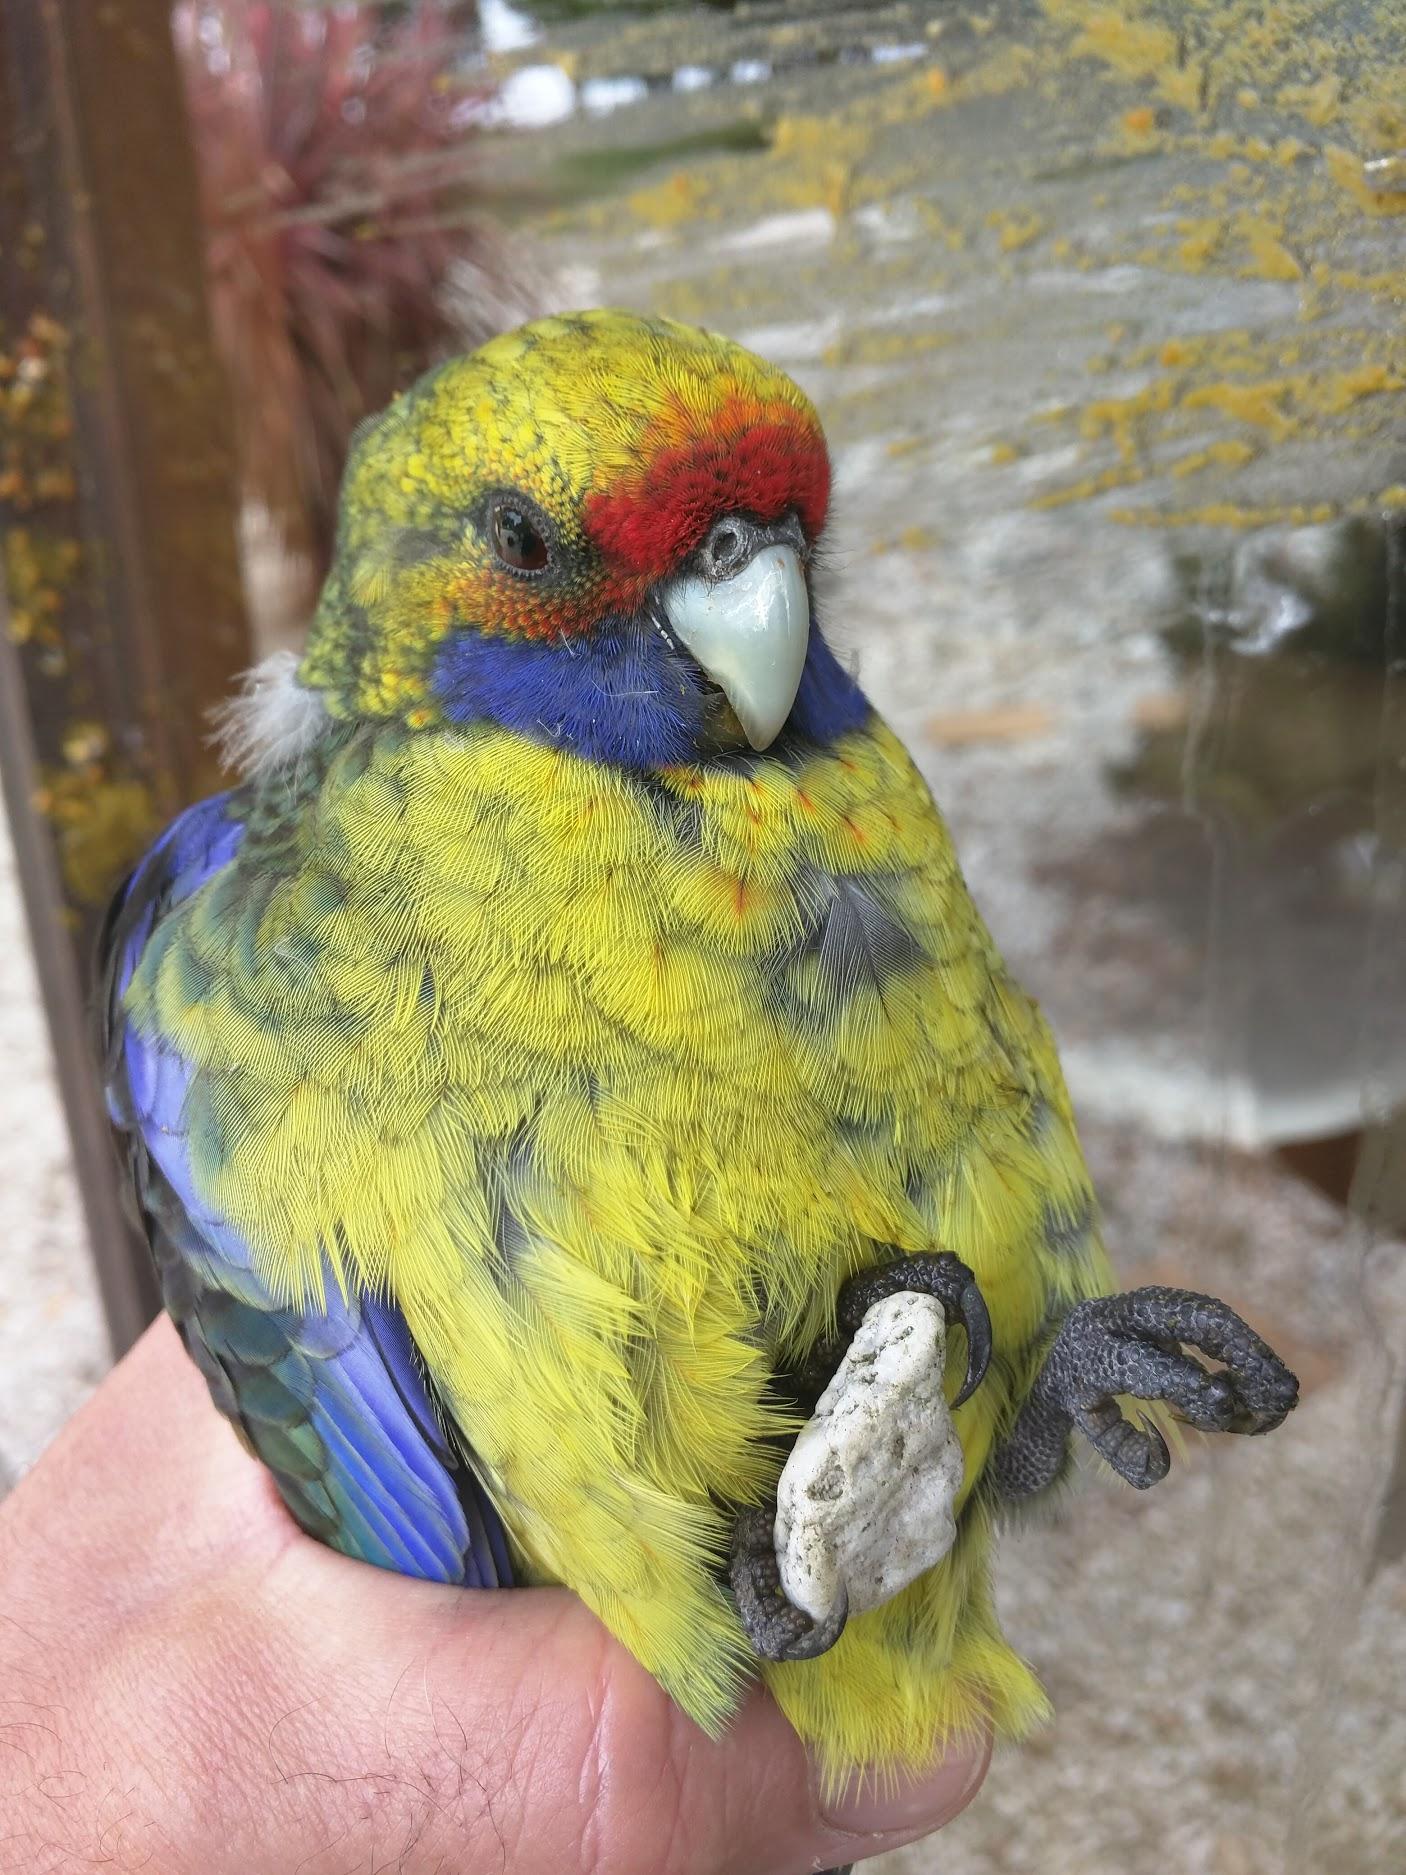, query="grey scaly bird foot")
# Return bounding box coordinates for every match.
[730,1505,849,1661]
[734,1253,992,1662]
[993,1285,1300,1500]
[790,1250,994,1413]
